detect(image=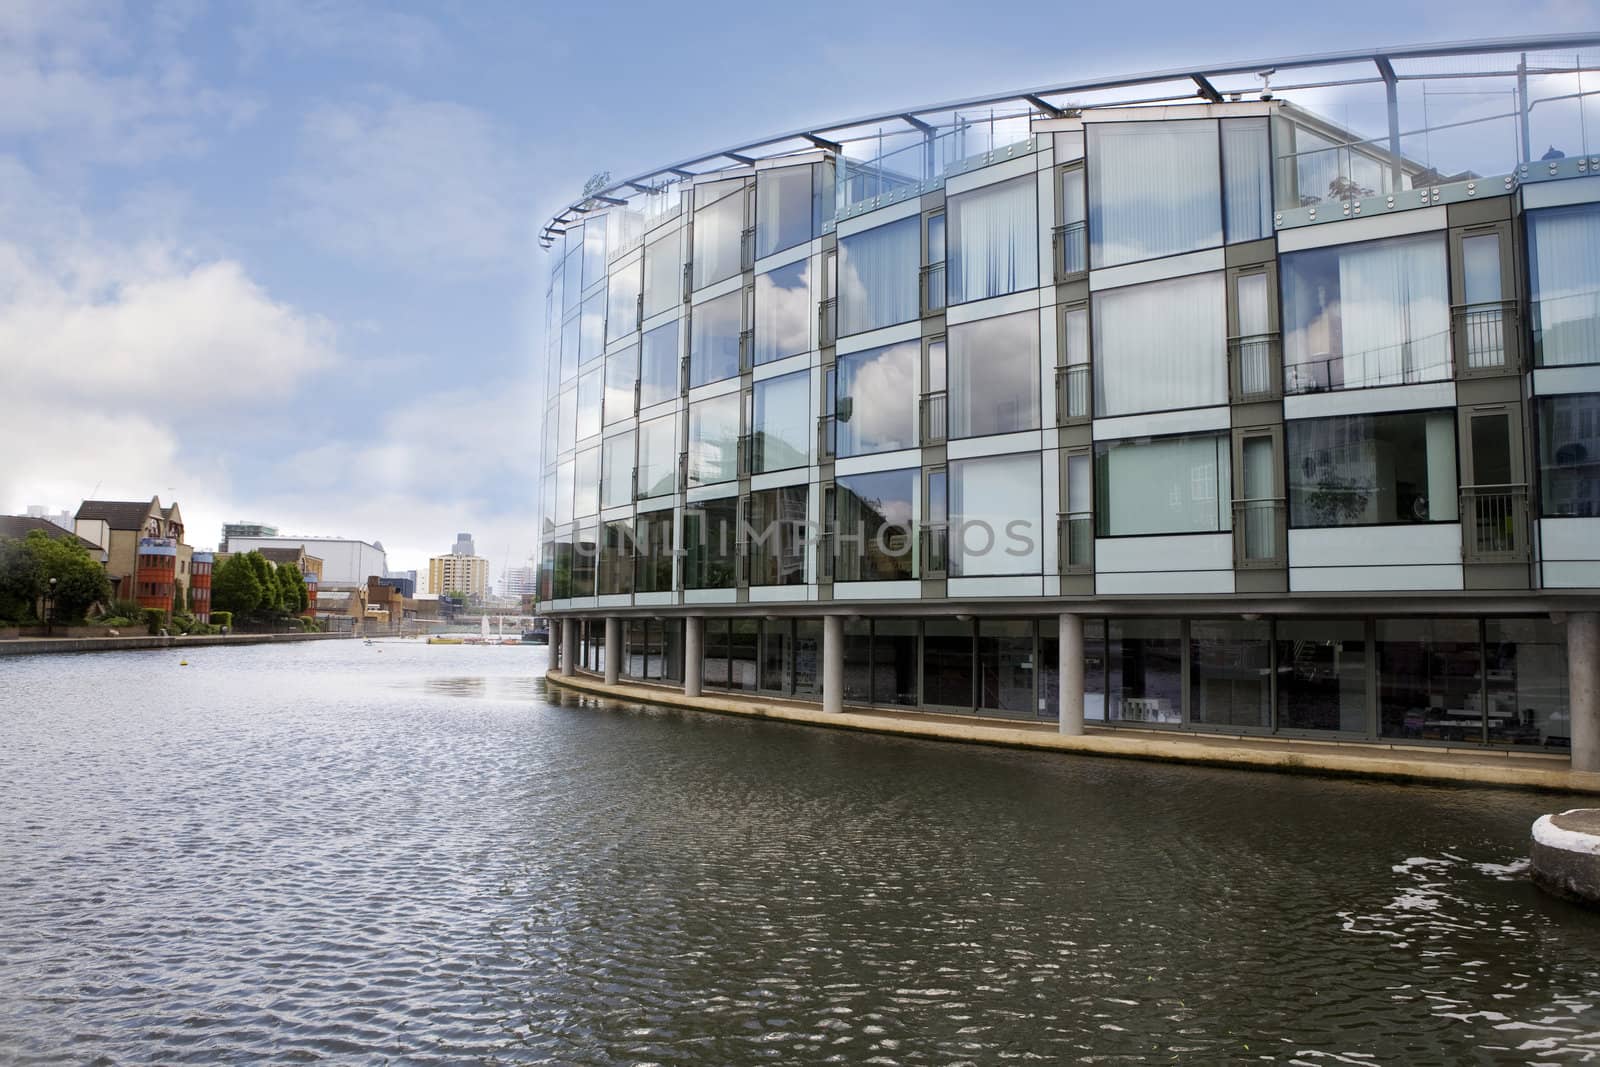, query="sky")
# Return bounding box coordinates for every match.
[1,0,1593,585]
